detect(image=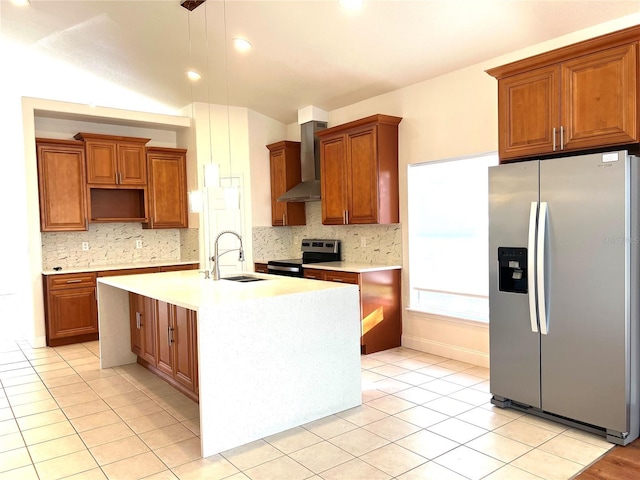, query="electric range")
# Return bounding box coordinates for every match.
[267,239,341,277]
